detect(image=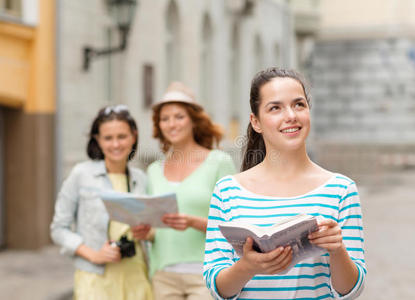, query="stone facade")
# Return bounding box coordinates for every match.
[306,0,415,177]
[311,38,415,143]
[309,38,415,175]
